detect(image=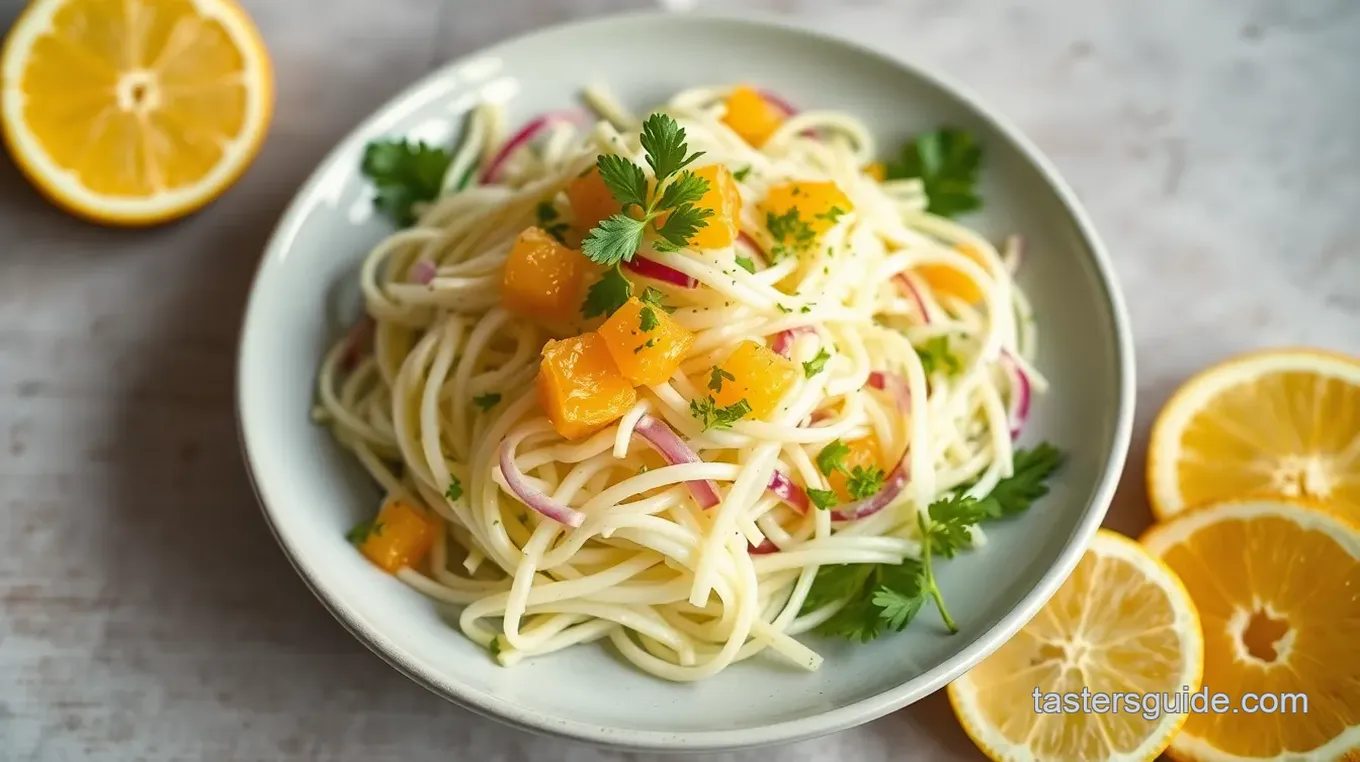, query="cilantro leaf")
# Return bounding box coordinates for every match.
[473,392,502,411]
[807,488,839,511]
[973,443,1065,519]
[816,439,851,477]
[639,112,703,181]
[922,493,990,559]
[708,366,736,393]
[445,478,463,502]
[916,336,960,376]
[535,201,571,243]
[639,305,660,332]
[581,215,646,267]
[653,203,714,251]
[689,395,751,430]
[639,287,674,313]
[596,153,648,210]
[872,562,927,632]
[885,128,983,218]
[345,519,382,544]
[734,255,756,274]
[845,466,886,500]
[655,170,709,210]
[802,348,830,378]
[581,265,633,318]
[732,165,751,182]
[361,139,452,226]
